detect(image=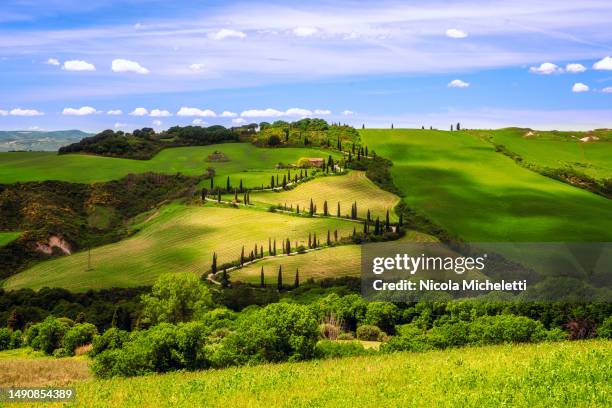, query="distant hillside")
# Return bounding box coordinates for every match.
[0,130,91,152]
